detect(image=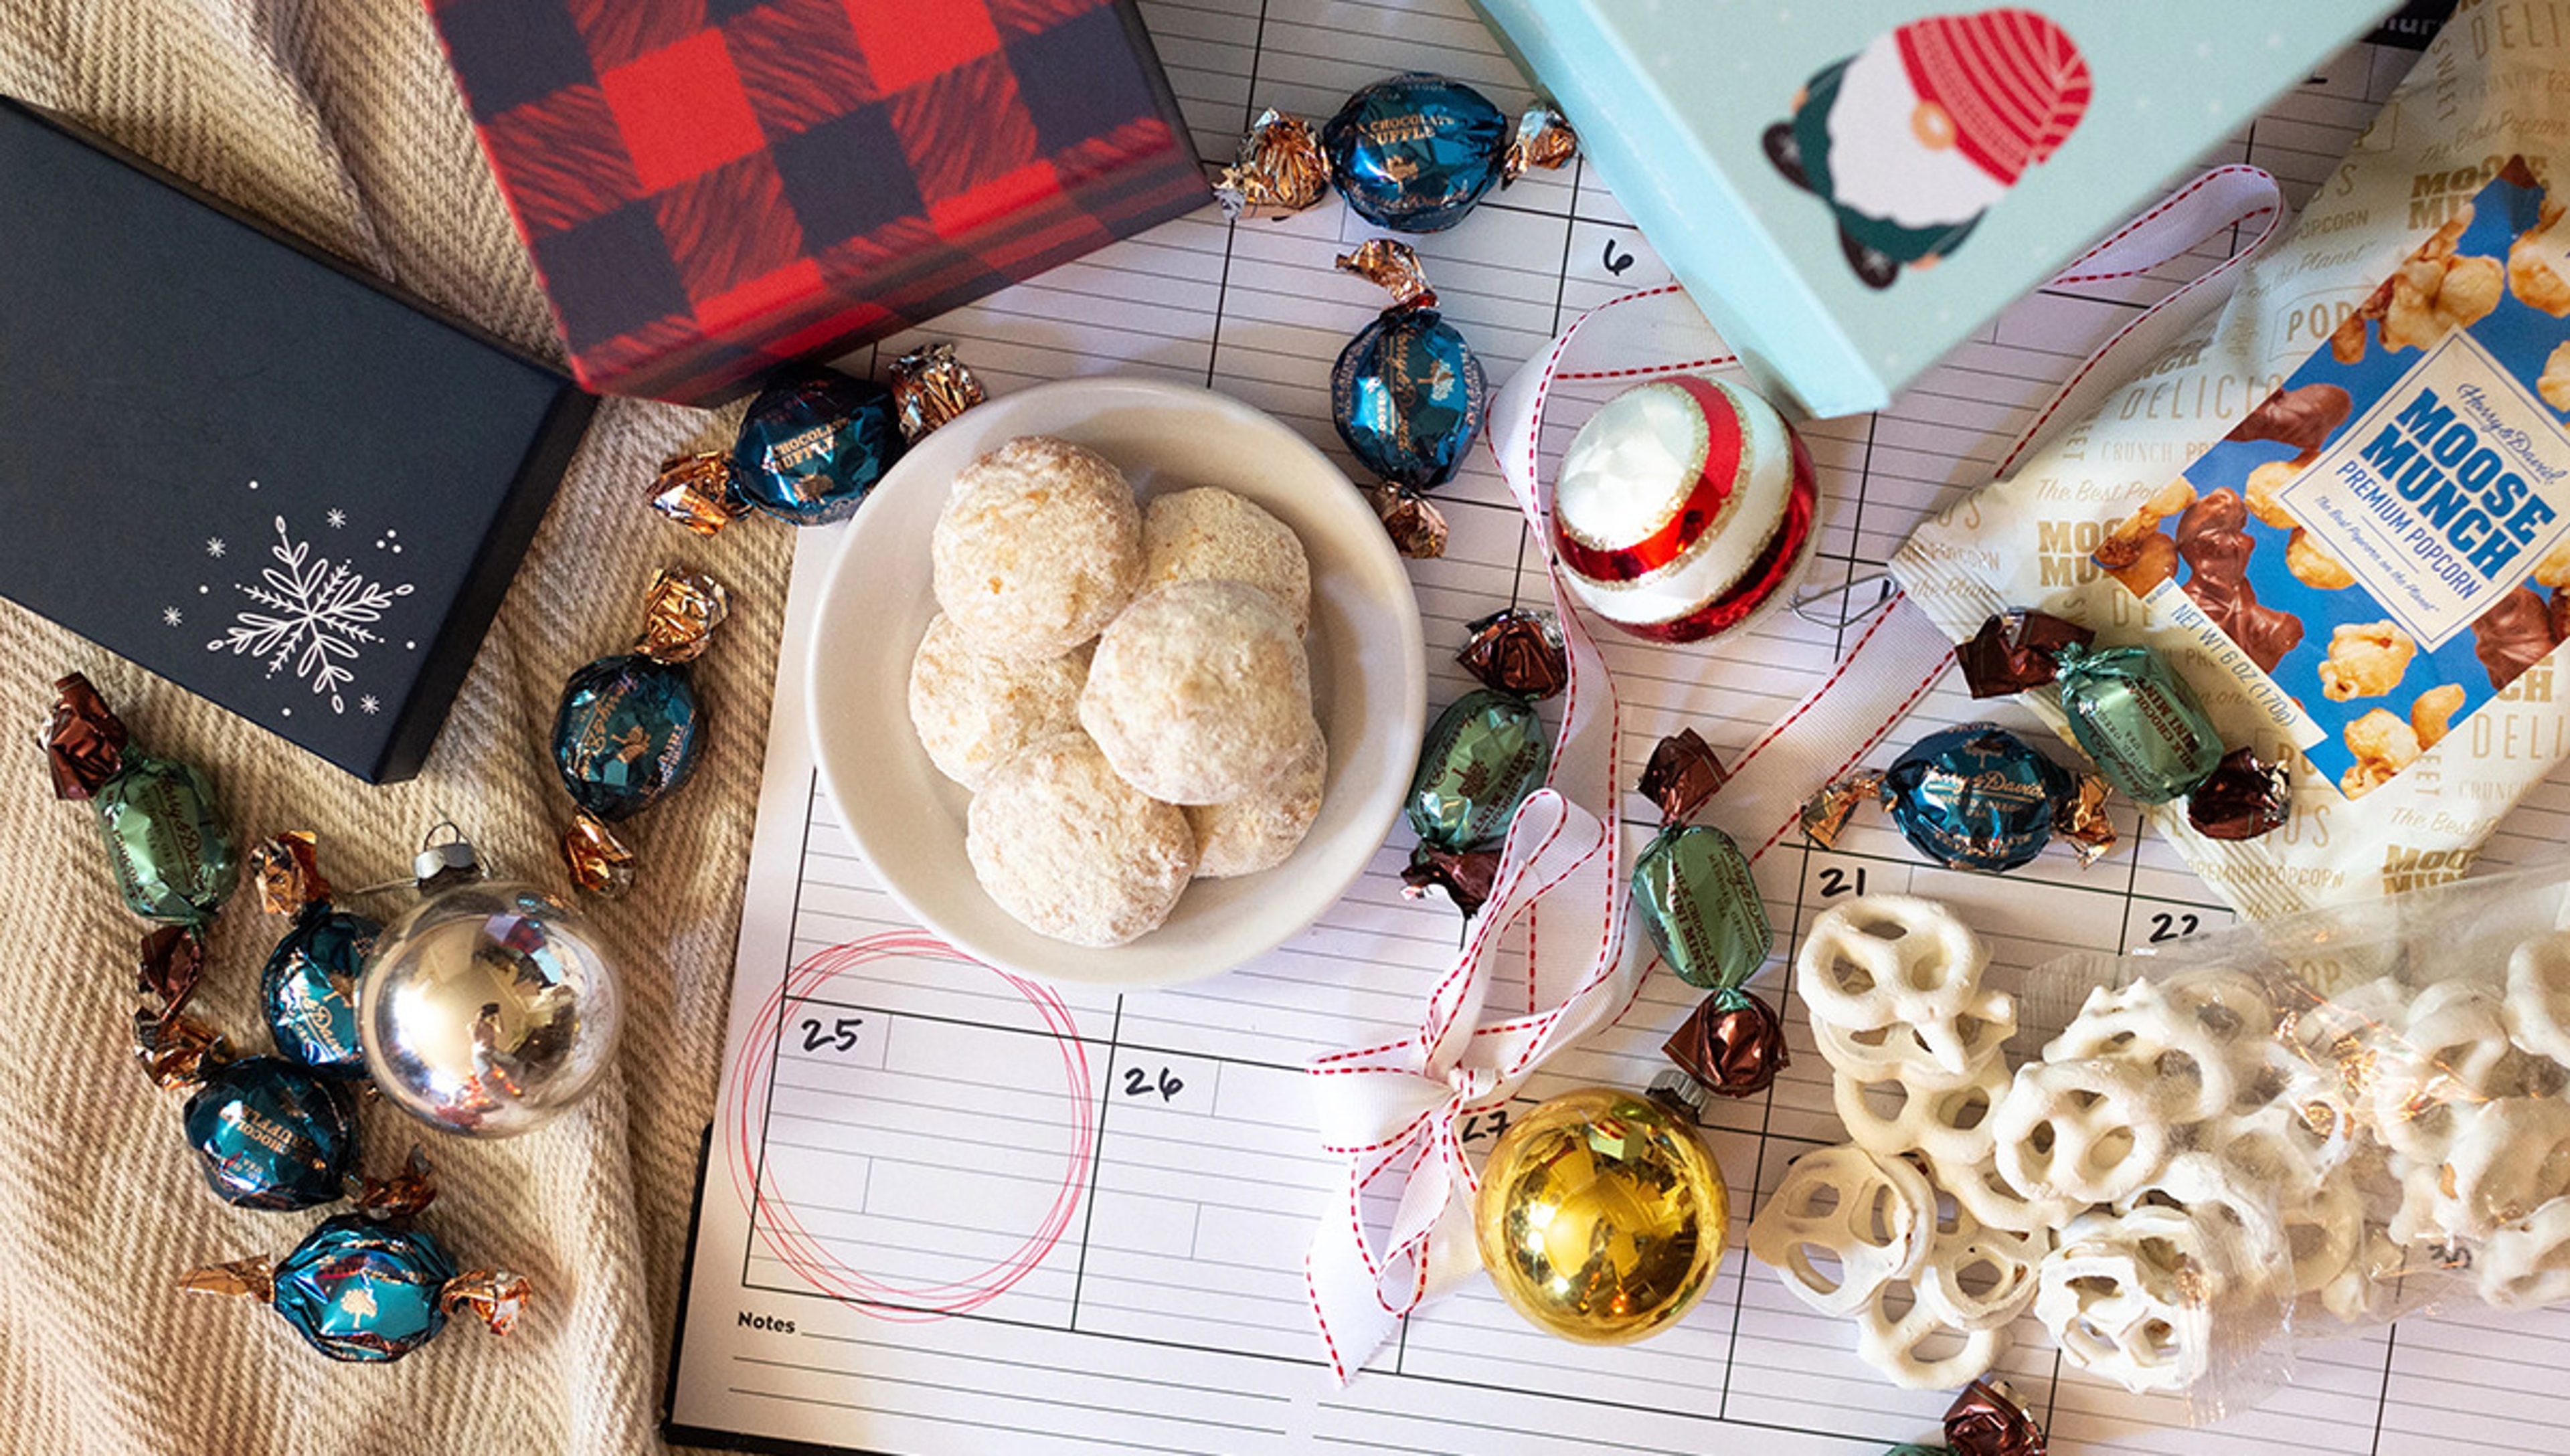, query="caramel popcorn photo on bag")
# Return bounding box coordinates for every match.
[2092,159,2570,800]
